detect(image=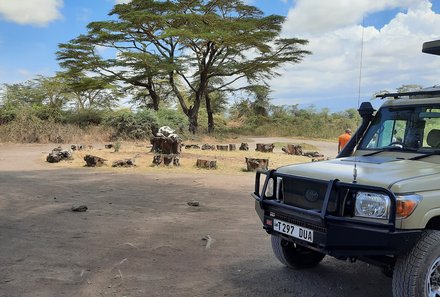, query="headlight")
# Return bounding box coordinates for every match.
[265,178,274,198]
[355,191,390,219]
[396,194,422,218]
